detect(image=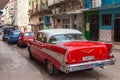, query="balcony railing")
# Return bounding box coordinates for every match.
[29,4,41,16]
[48,0,64,6]
[48,0,84,8]
[29,3,49,16]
